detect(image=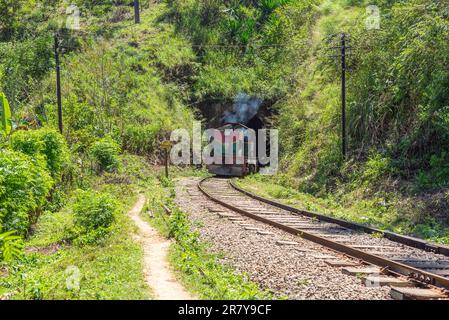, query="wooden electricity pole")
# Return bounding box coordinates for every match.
[54,33,63,134]
[161,140,172,178]
[327,32,350,160]
[134,0,140,24]
[340,33,347,160]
